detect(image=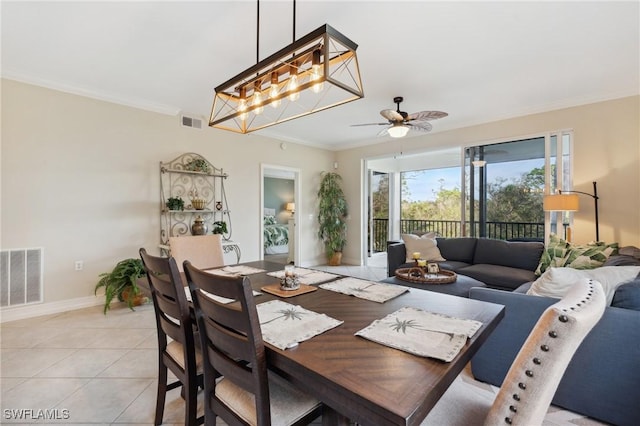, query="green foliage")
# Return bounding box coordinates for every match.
[371,173,389,219]
[95,258,145,314]
[212,221,227,234]
[184,158,210,173]
[166,196,184,211]
[317,172,348,258]
[486,167,544,223]
[402,179,462,220]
